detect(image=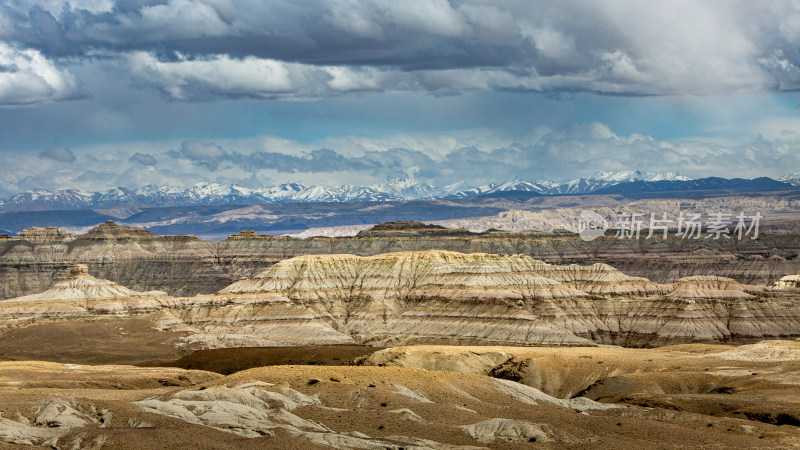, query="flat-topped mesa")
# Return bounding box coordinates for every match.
[357,221,475,237]
[79,220,157,241]
[218,250,663,301]
[774,275,800,290]
[18,226,74,243]
[226,230,277,240]
[76,220,198,242]
[9,264,166,301]
[666,275,767,299]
